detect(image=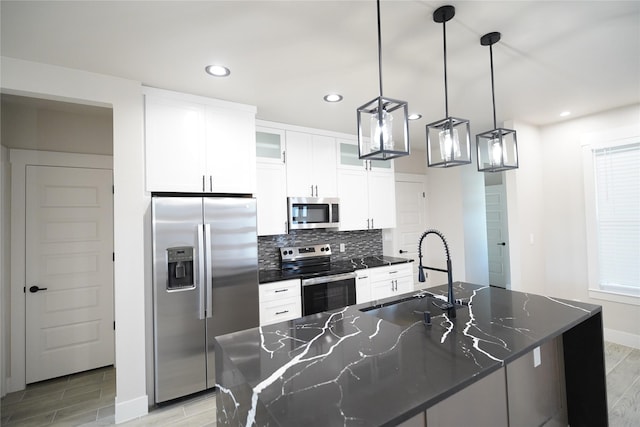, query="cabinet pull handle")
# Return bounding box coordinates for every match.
[209,176,213,192]
[275,310,289,315]
[389,271,398,275]
[311,185,314,196]
[274,289,287,293]
[367,218,370,229]
[285,220,289,234]
[282,151,286,164]
[202,175,206,192]
[371,218,374,228]
[358,276,368,280]
[314,185,318,197]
